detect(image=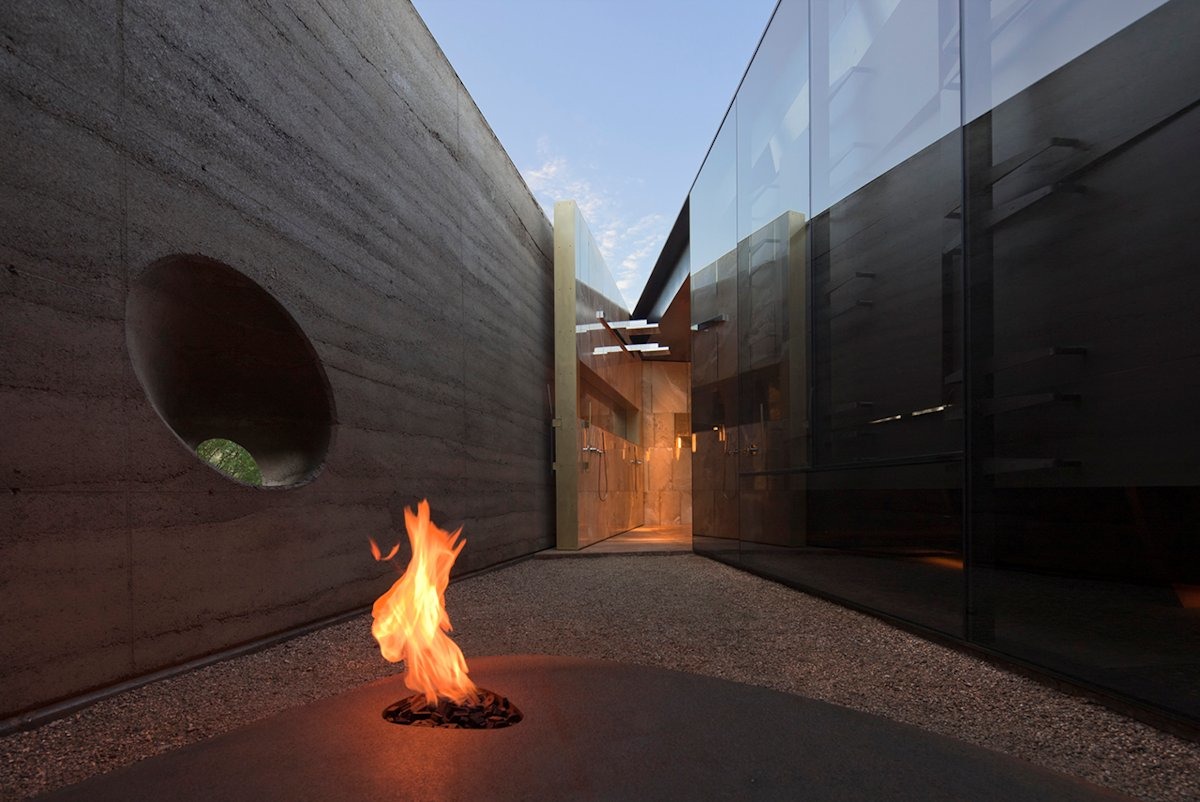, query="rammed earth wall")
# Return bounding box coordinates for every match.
[0,0,554,717]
